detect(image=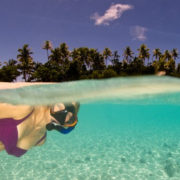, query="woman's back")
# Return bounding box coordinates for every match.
[0,103,32,120]
[0,103,33,152]
[0,103,49,156]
